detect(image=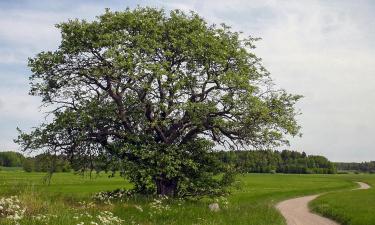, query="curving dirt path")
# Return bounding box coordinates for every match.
[354,181,370,190]
[276,182,370,225]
